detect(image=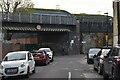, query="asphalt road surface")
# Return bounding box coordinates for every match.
[4,54,103,80]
